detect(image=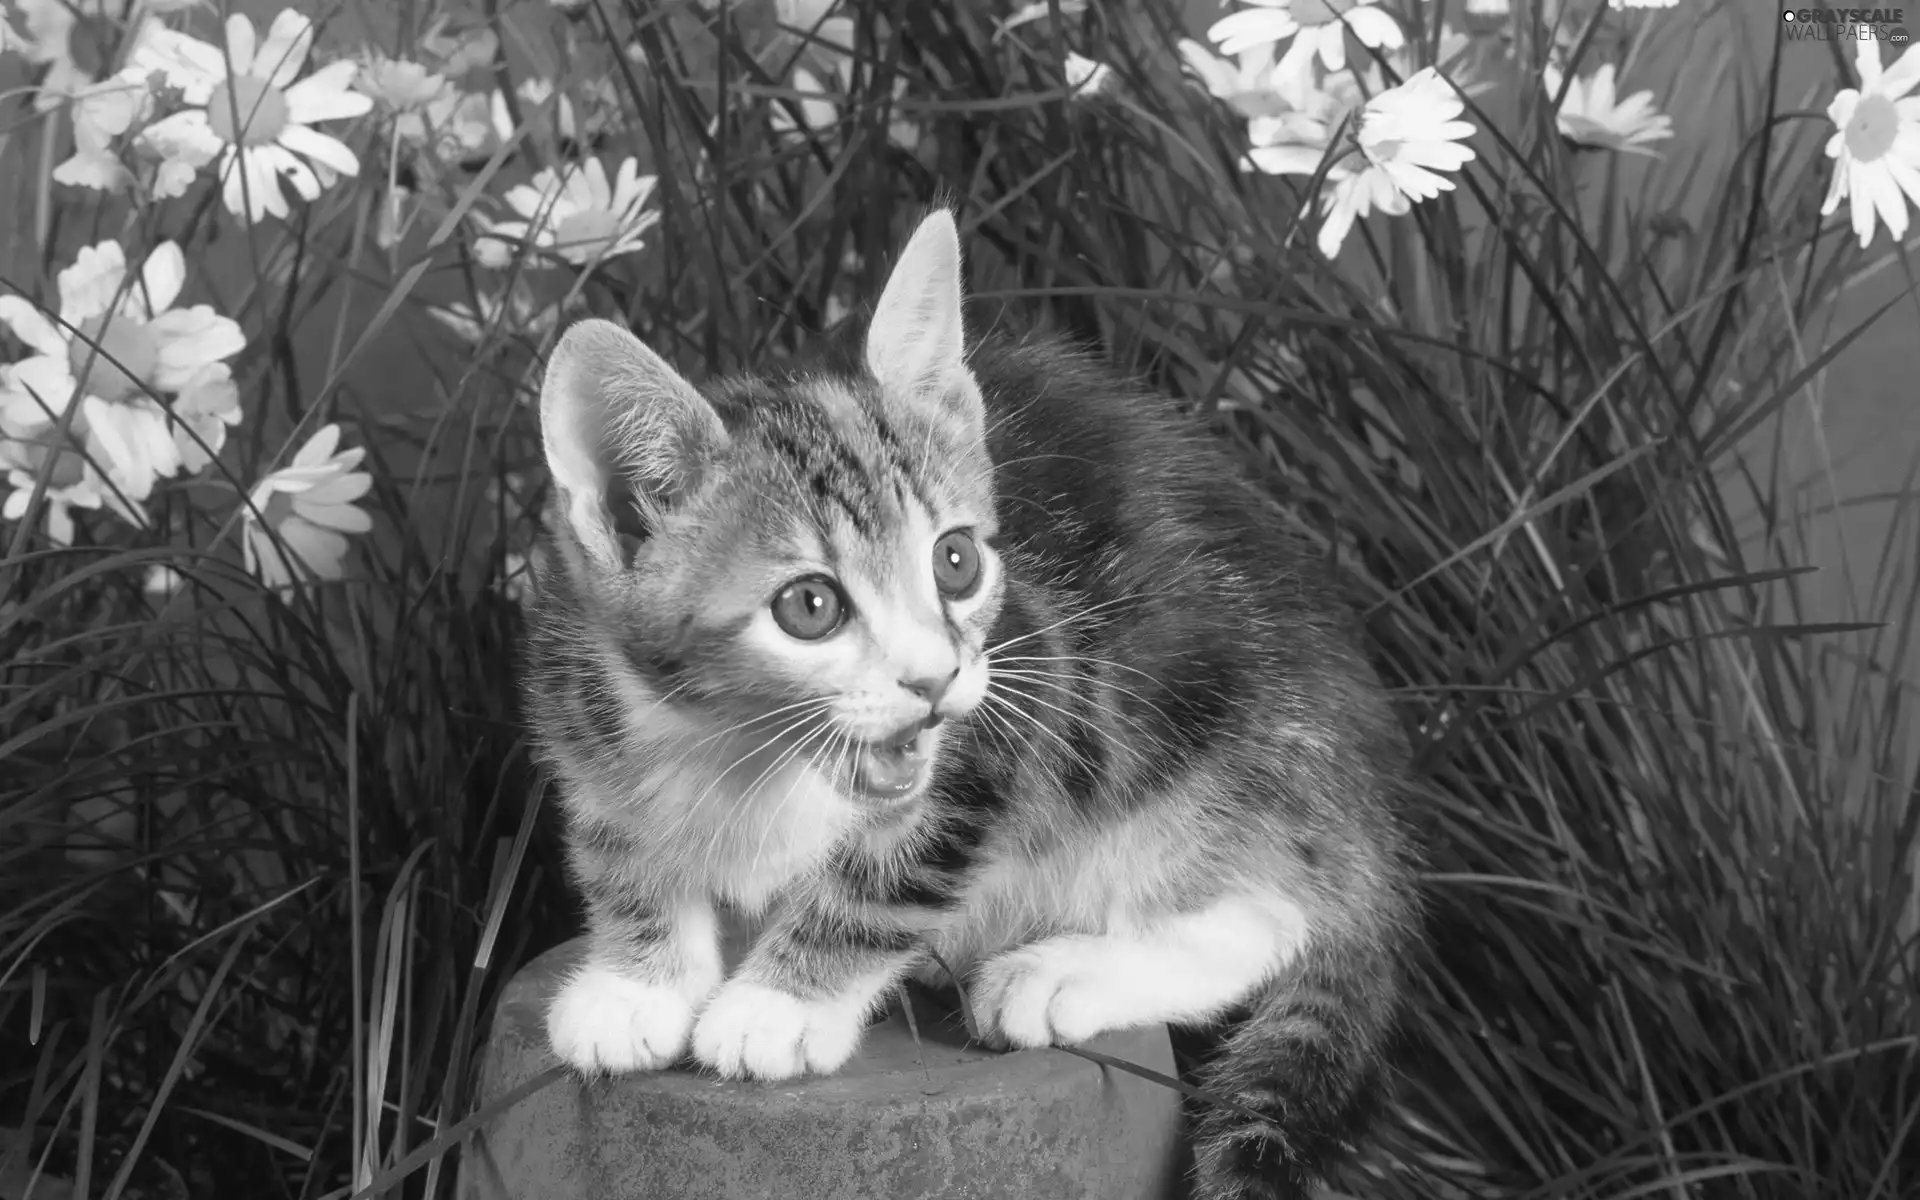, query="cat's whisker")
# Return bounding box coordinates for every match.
[744,721,843,875]
[983,591,1186,656]
[987,666,1175,737]
[980,687,1088,771]
[675,695,838,757]
[983,679,1108,769]
[675,708,833,832]
[992,652,1168,688]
